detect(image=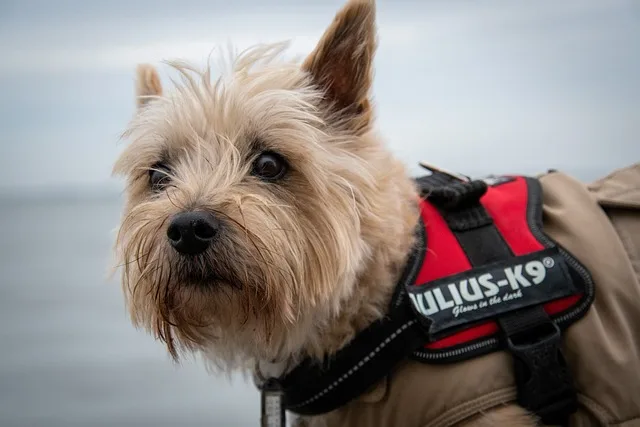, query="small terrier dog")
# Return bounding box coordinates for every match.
[113,0,538,425]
